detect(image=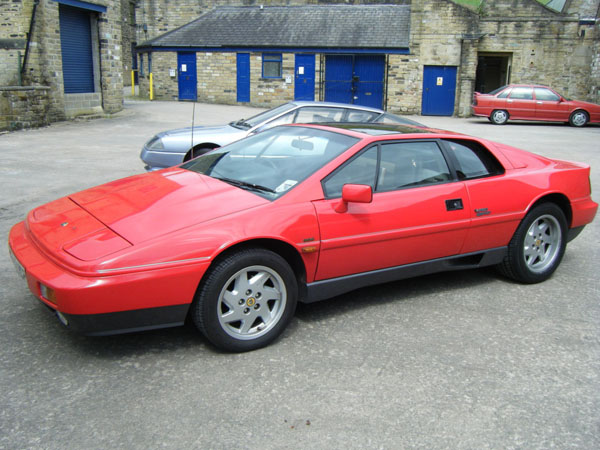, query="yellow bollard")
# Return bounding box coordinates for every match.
[131,70,135,96]
[149,73,154,100]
